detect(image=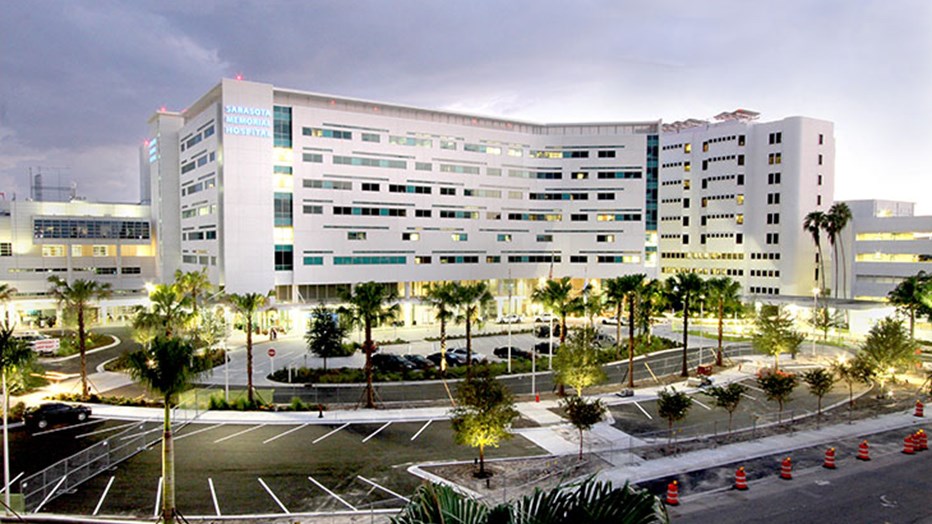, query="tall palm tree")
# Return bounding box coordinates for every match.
[637,279,665,343]
[134,284,193,339]
[803,211,827,292]
[0,324,31,510]
[888,271,932,339]
[422,282,458,374]
[668,273,704,377]
[0,284,17,327]
[339,282,399,408]
[704,277,742,366]
[580,283,605,328]
[174,269,212,318]
[531,277,580,345]
[226,292,270,405]
[827,202,853,298]
[454,282,494,372]
[47,276,112,398]
[127,336,198,524]
[604,275,646,388]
